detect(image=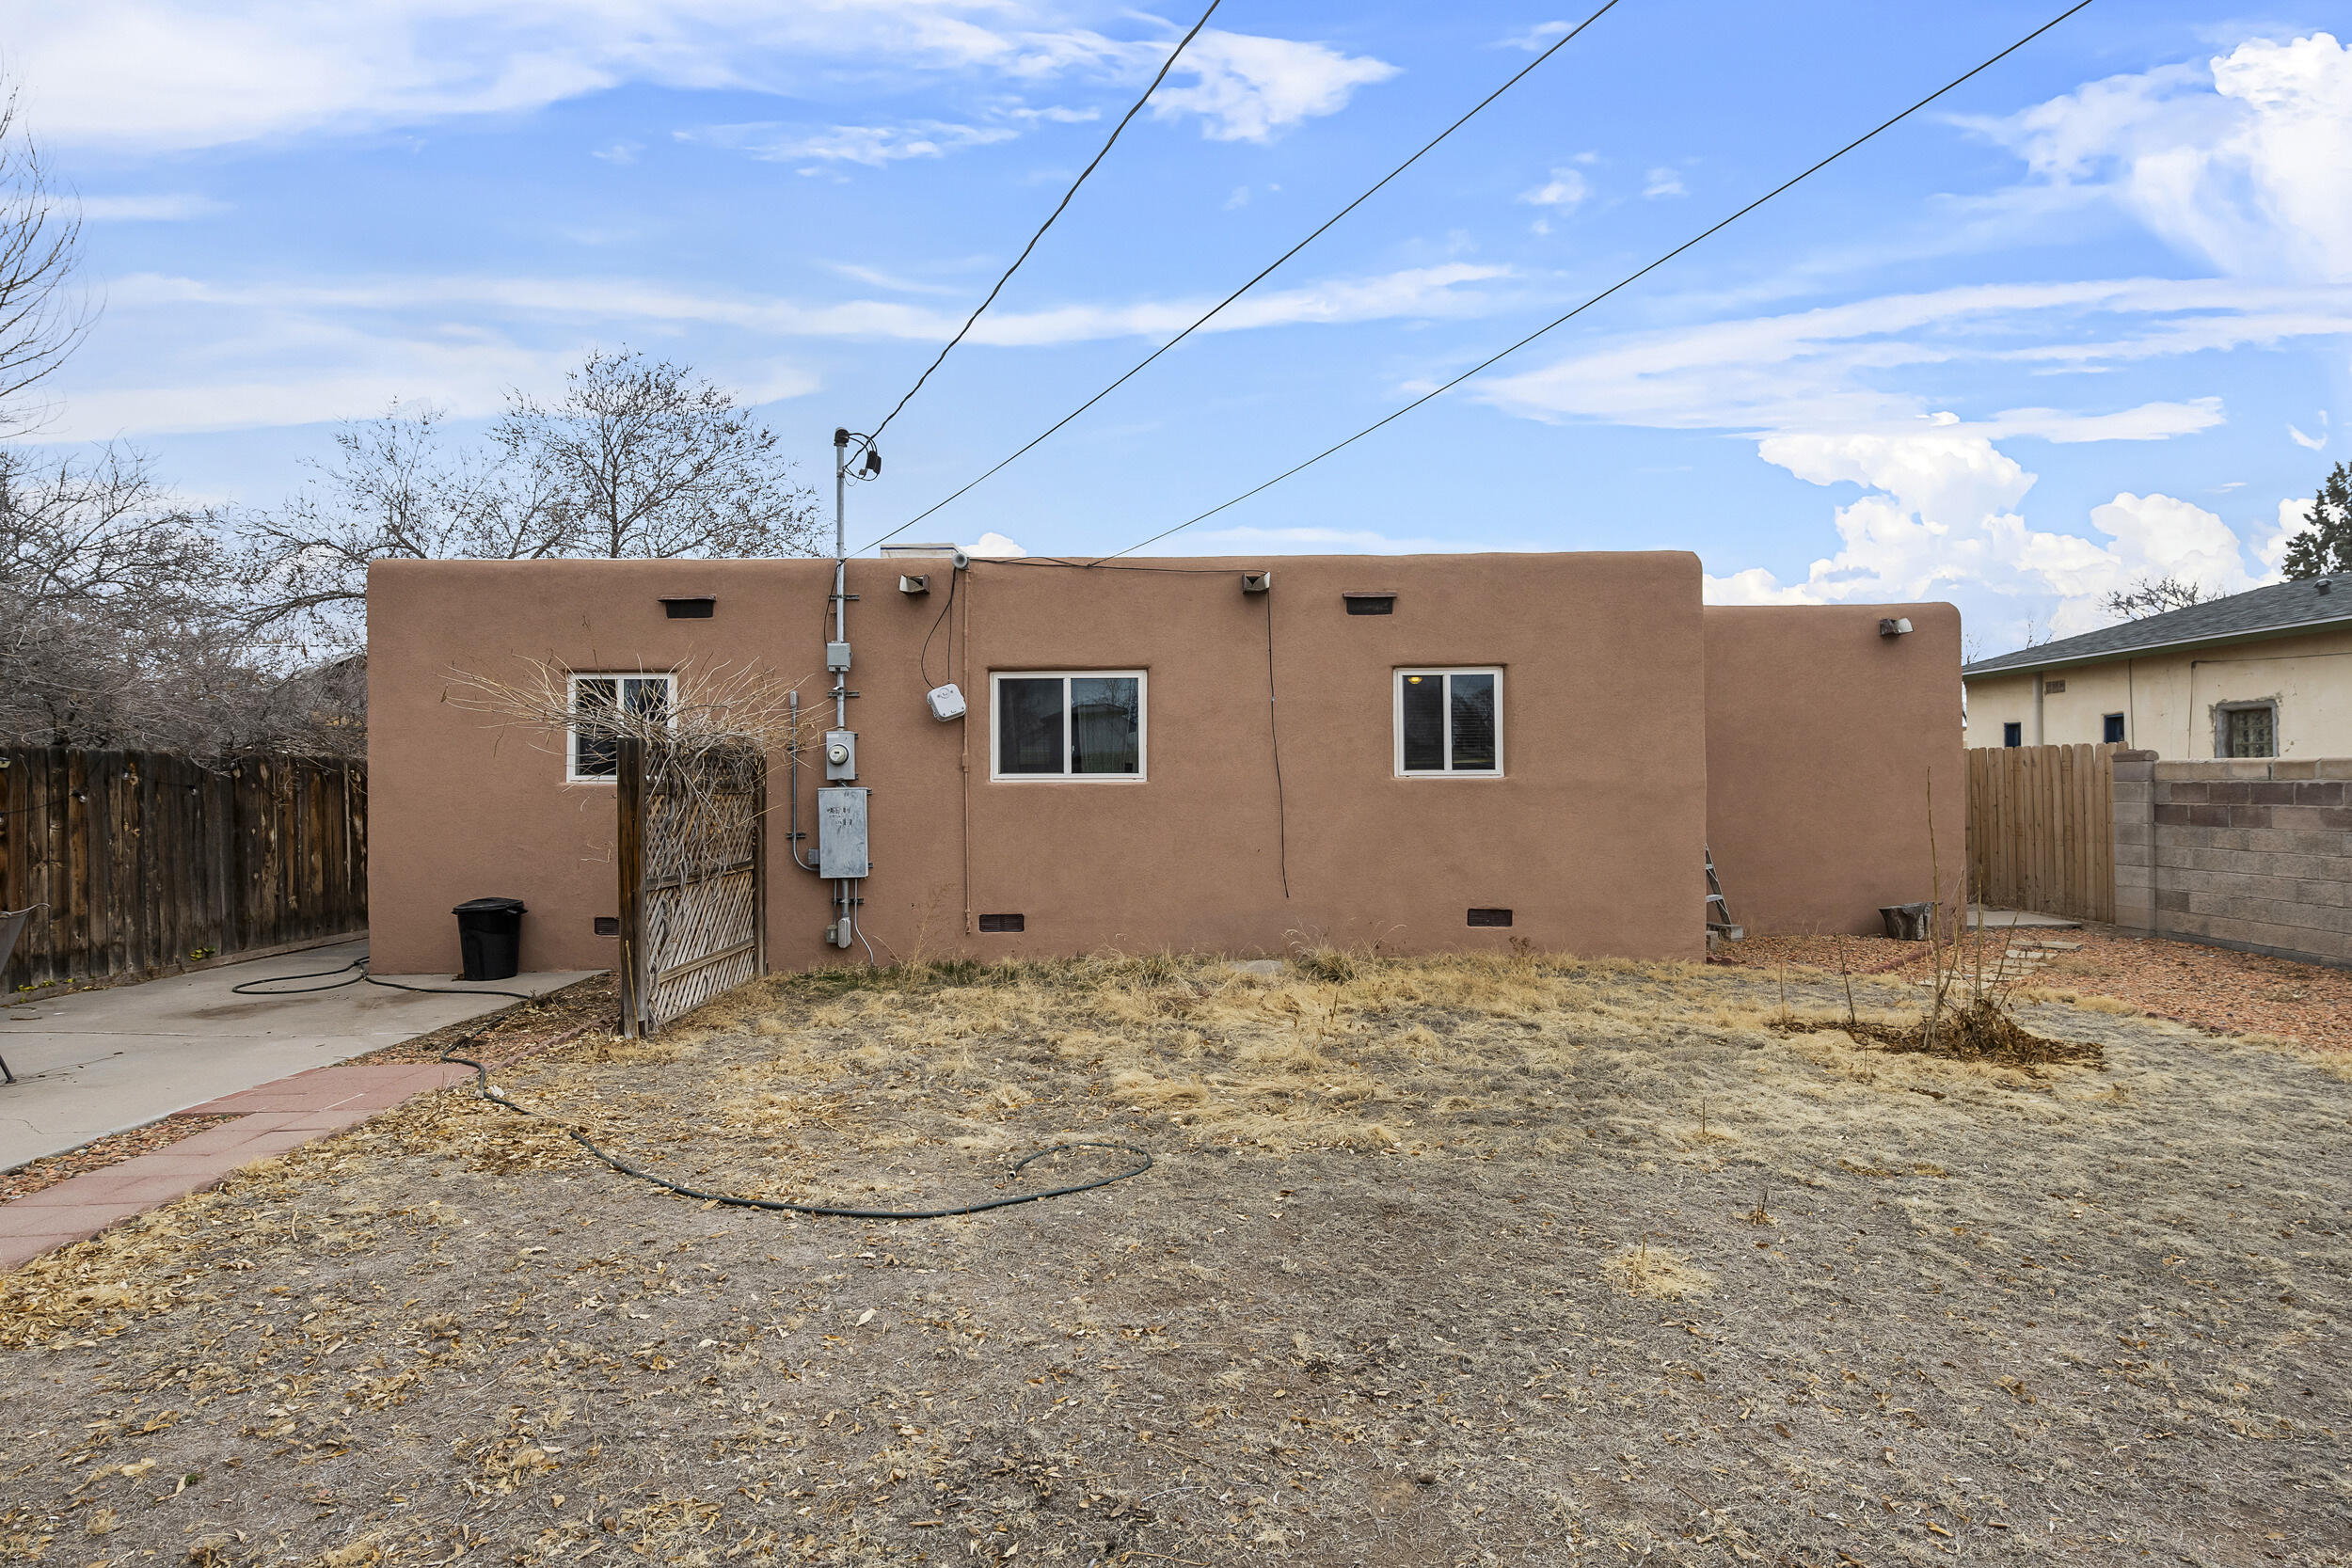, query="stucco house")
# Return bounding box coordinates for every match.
[366,552,1963,974]
[1963,578,2352,758]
